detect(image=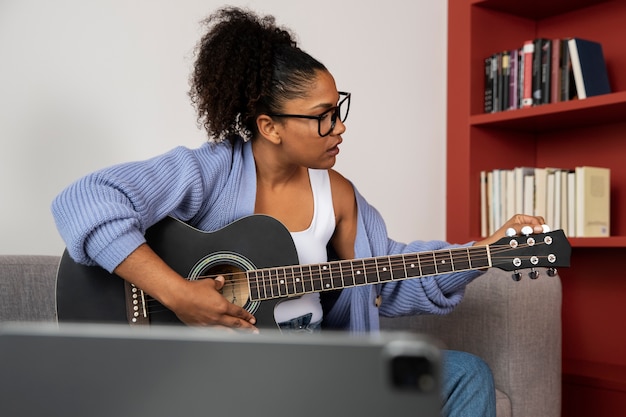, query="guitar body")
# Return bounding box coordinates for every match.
[56,215,300,329]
